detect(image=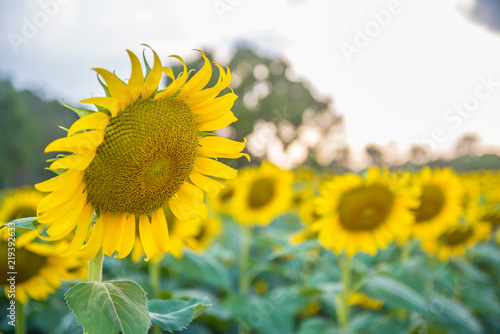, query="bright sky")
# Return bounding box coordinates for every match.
[1,0,499,158]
